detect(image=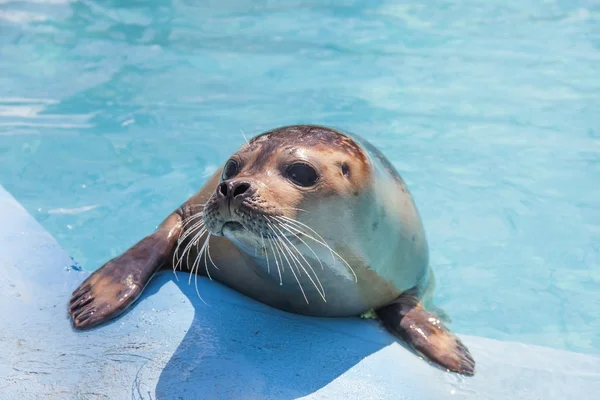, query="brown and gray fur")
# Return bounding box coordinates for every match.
[68,125,475,376]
